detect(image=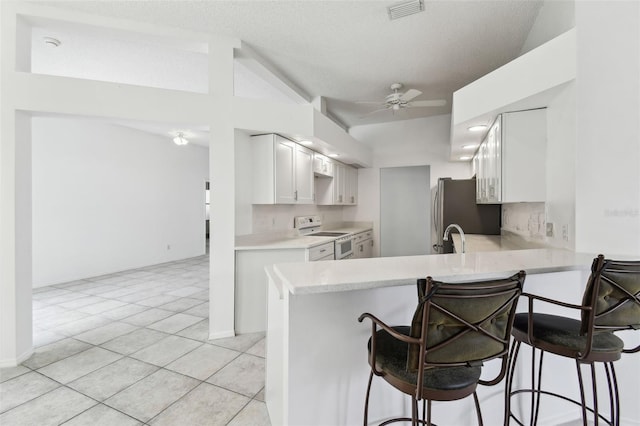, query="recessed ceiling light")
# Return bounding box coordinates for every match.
[173,132,189,146]
[459,156,472,161]
[462,144,479,150]
[328,154,339,158]
[468,125,487,132]
[43,37,61,48]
